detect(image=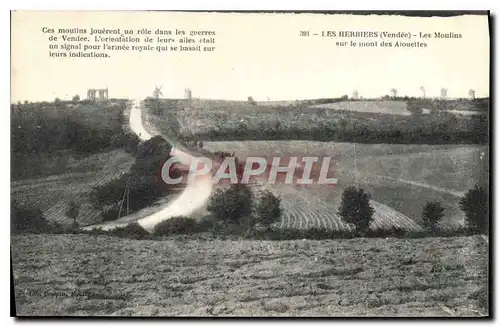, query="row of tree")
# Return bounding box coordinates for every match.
[204,183,489,237]
[339,184,489,234]
[196,112,488,145]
